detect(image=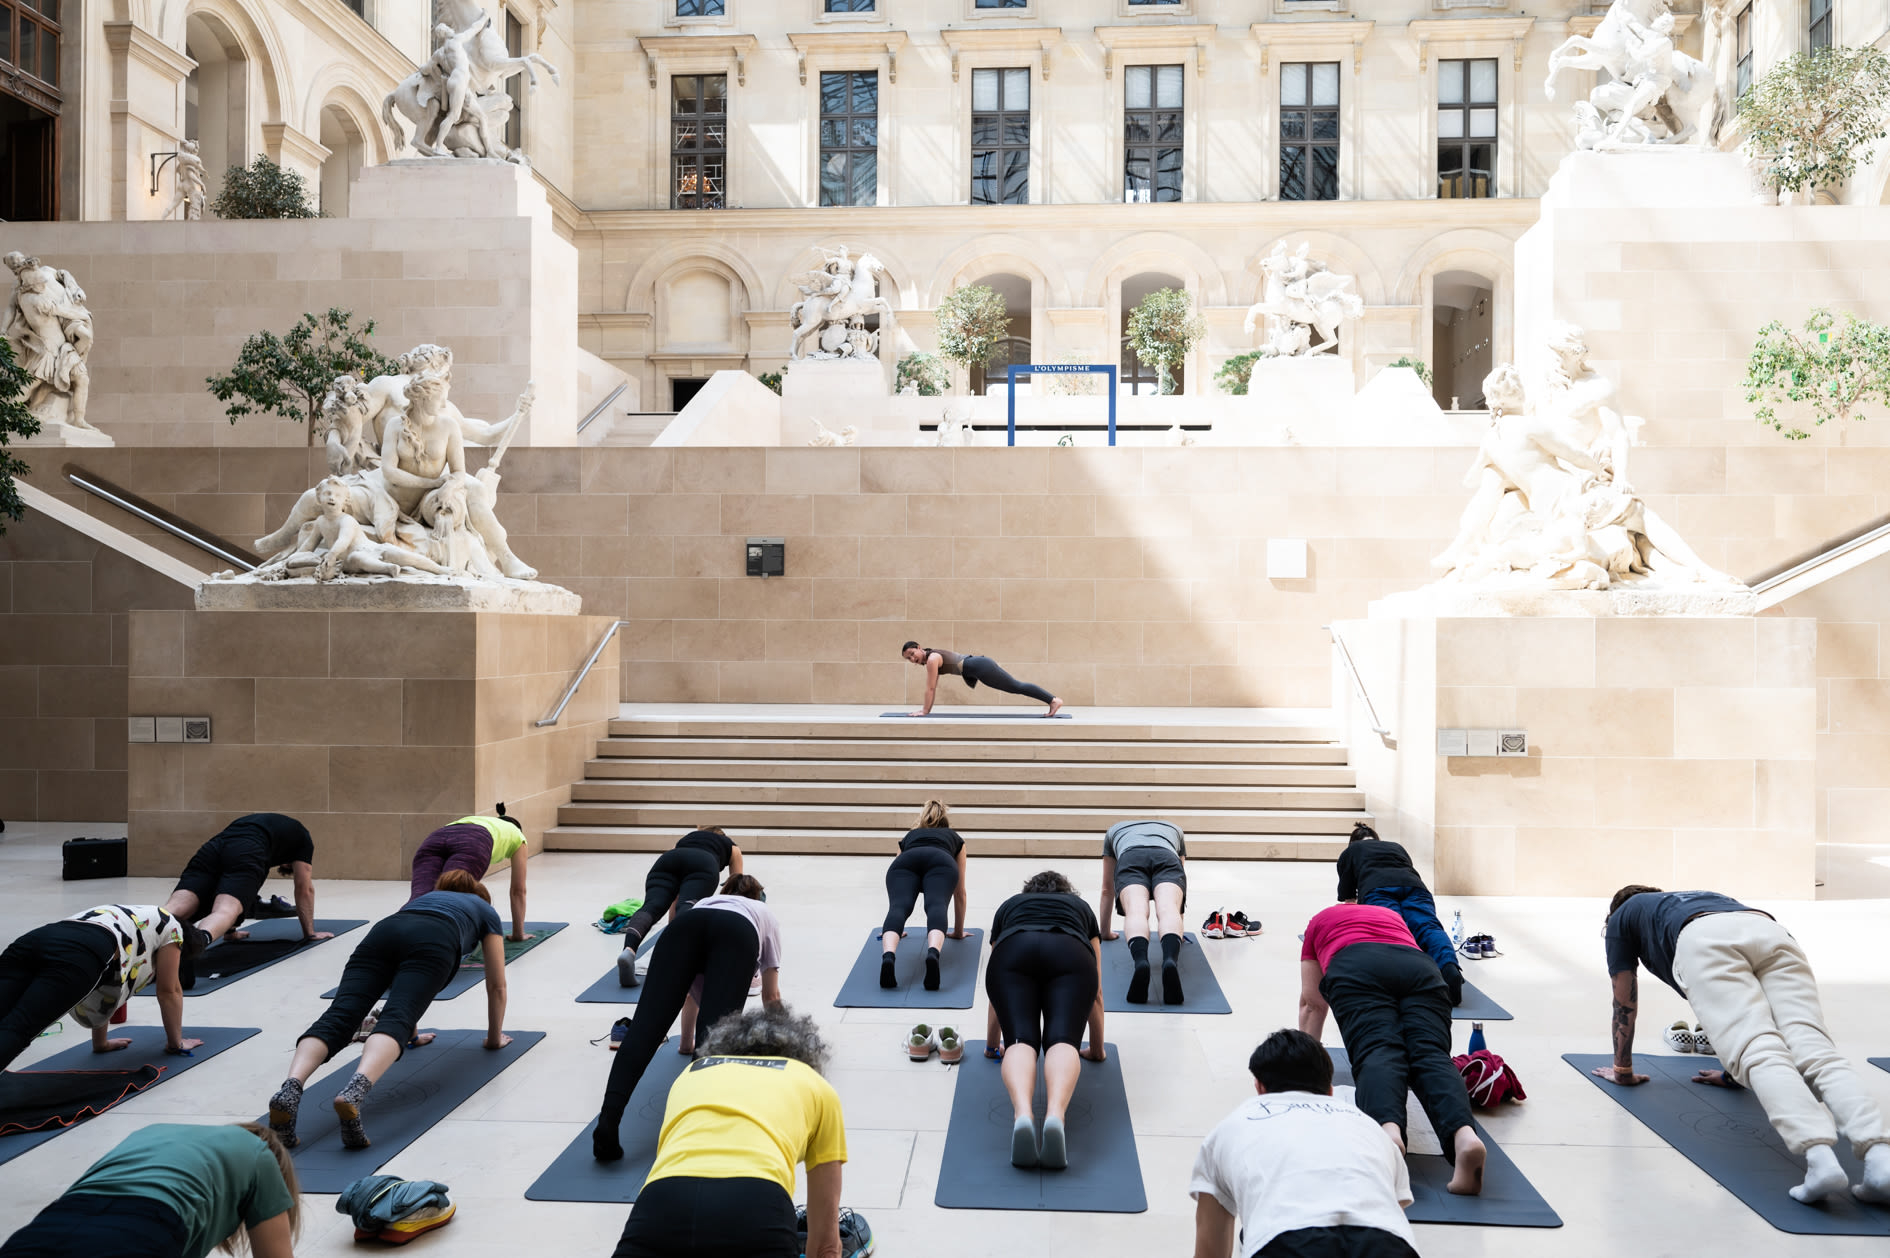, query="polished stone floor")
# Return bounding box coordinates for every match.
[4,818,1890,1257]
